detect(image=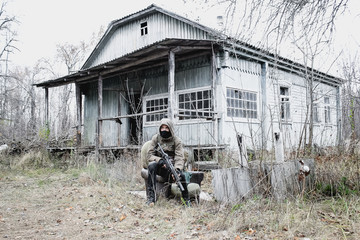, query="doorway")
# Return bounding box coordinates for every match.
[128,93,142,145]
